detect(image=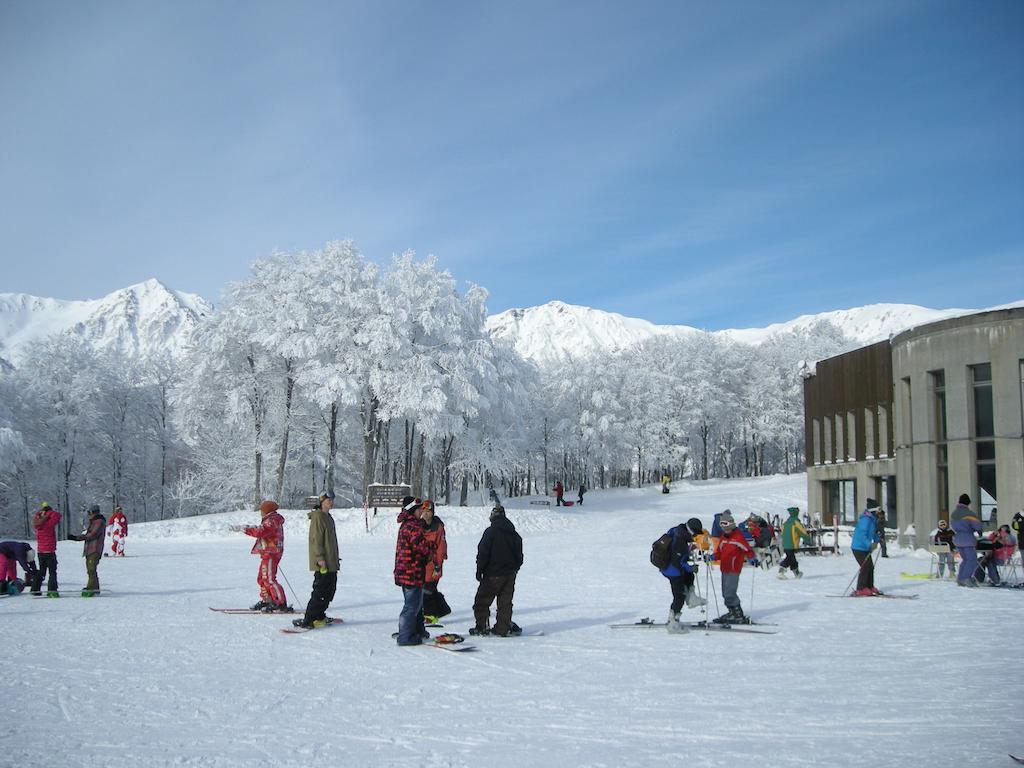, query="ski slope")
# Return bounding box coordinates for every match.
[3,474,1021,767]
